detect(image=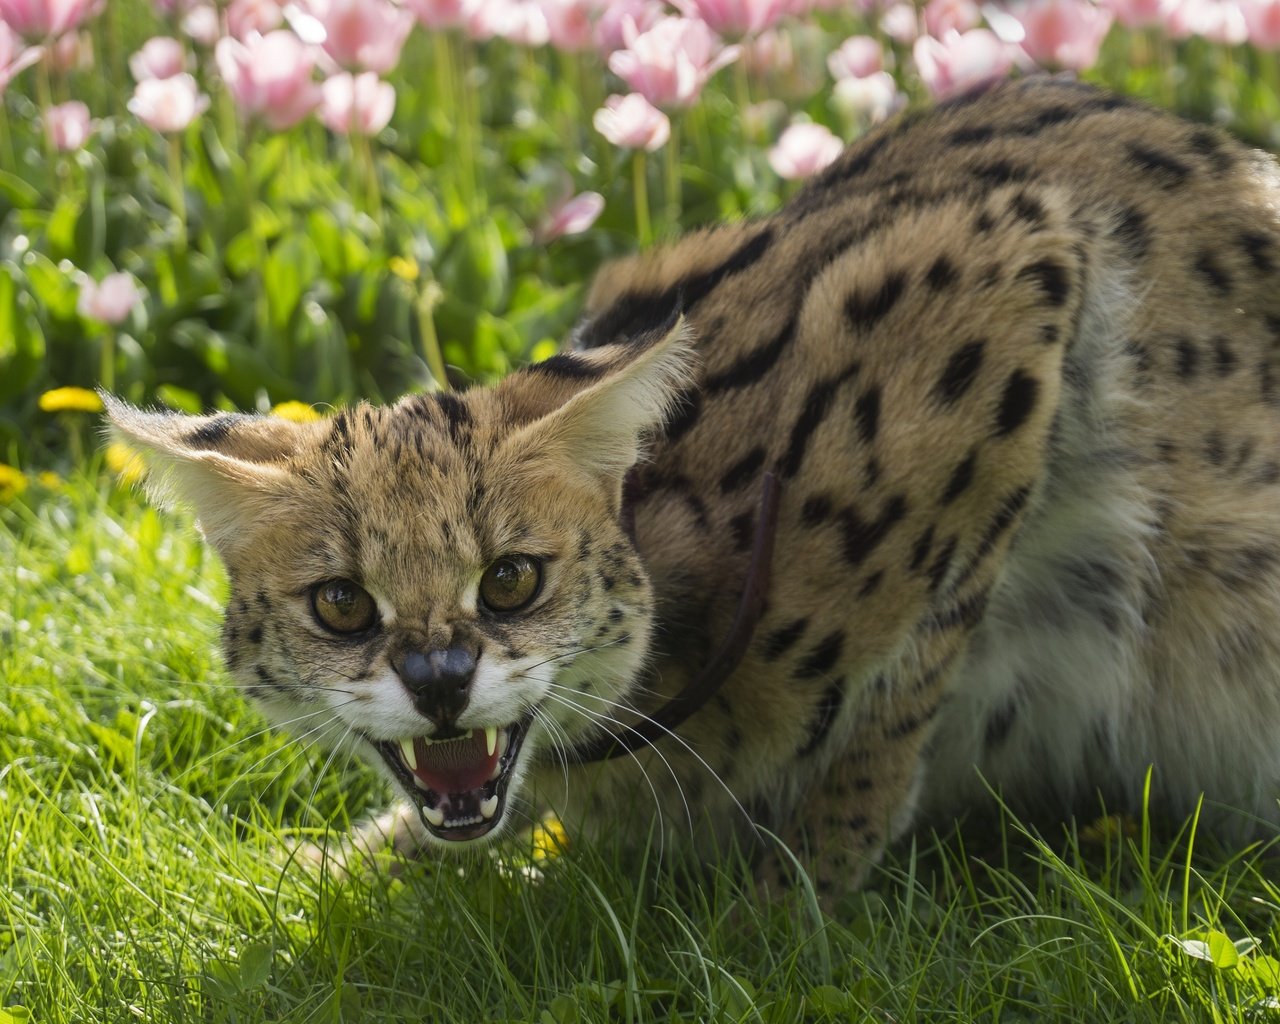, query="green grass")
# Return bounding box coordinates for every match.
[3,477,1280,1022]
